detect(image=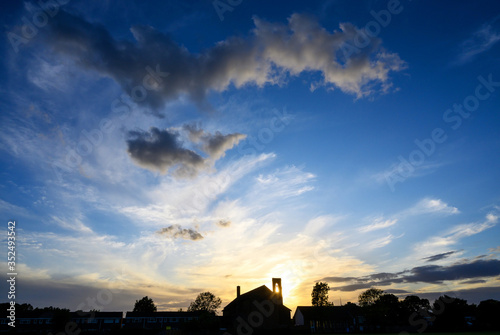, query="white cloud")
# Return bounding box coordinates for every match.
[358,217,398,233]
[414,212,498,257]
[365,233,400,250]
[253,165,315,200]
[304,215,343,235]
[51,216,93,234]
[404,198,460,216]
